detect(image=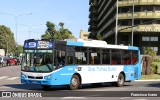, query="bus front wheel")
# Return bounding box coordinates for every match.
[116,73,124,87]
[69,75,80,90]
